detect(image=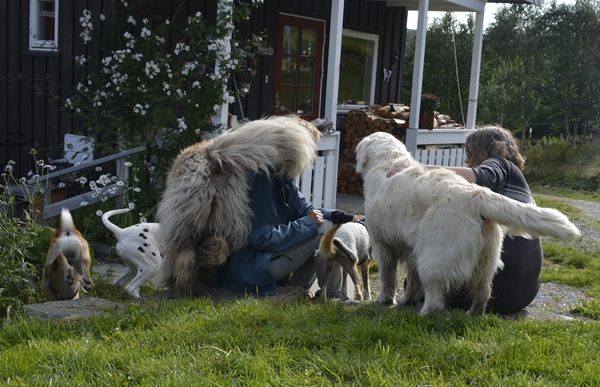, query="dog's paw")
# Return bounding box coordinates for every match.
[80,278,93,293]
[377,293,396,305]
